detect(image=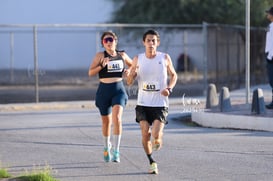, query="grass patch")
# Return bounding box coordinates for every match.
[0,168,11,178]
[0,162,59,181]
[0,161,11,178]
[18,165,59,181]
